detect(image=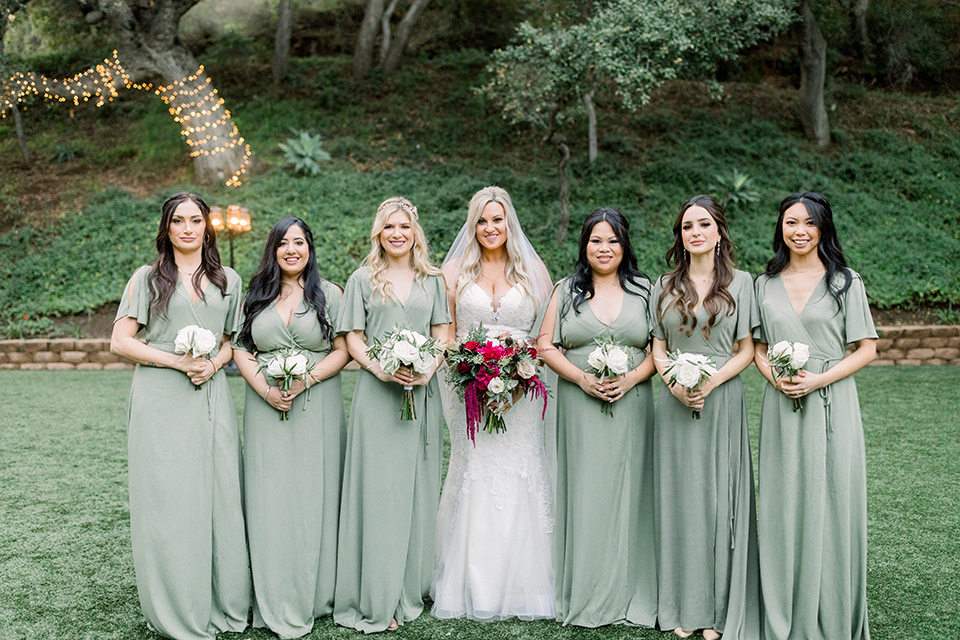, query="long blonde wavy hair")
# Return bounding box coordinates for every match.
[365,196,441,302]
[453,186,538,304]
